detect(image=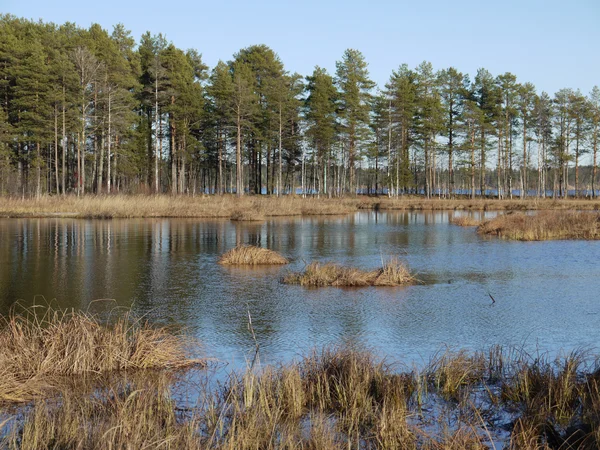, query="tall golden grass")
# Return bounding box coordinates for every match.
[0,305,202,404]
[1,344,600,448]
[218,245,289,265]
[283,258,416,287]
[2,194,600,219]
[478,211,600,240]
[449,216,482,227]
